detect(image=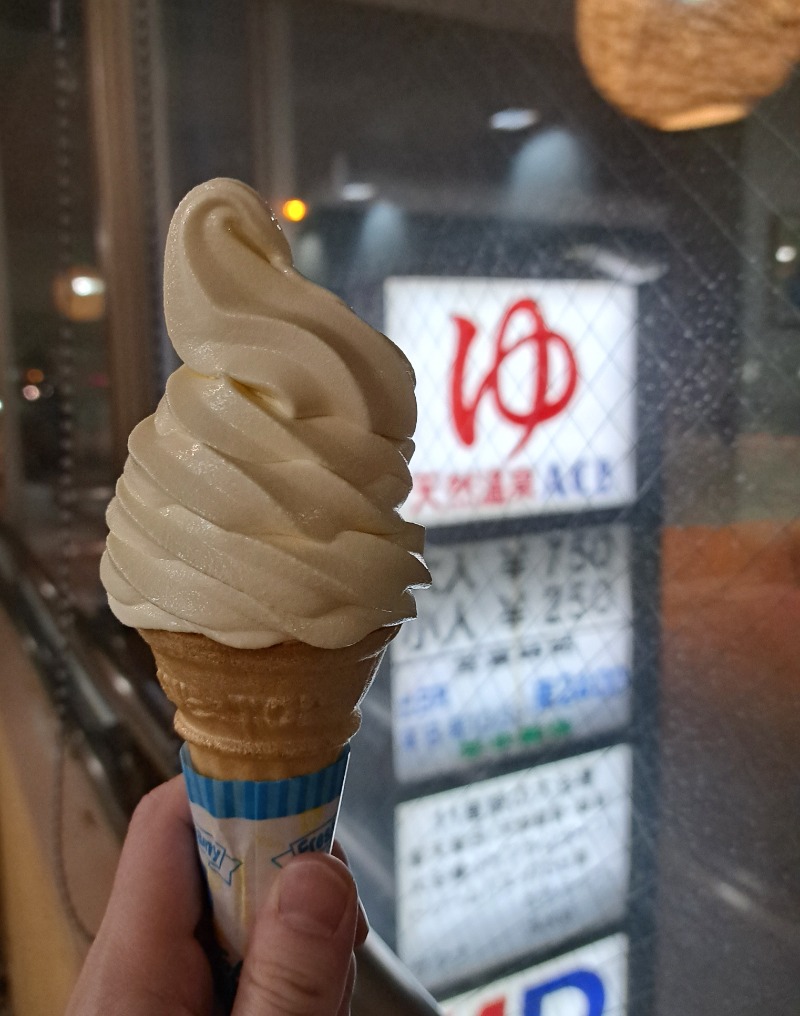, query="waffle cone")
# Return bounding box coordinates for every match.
[139,625,399,781]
